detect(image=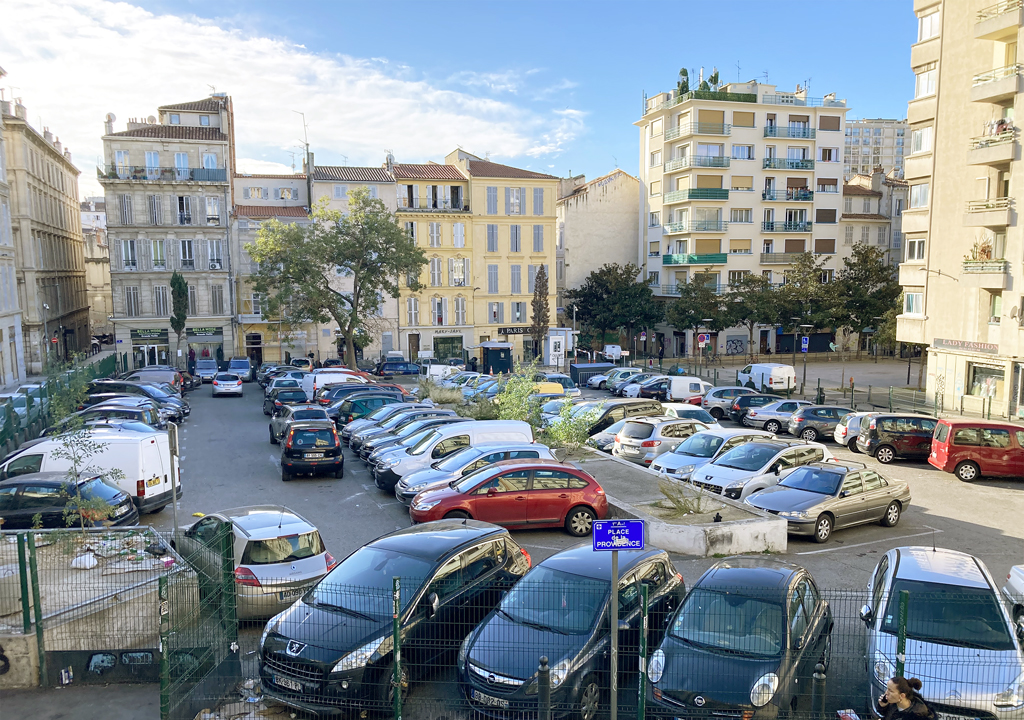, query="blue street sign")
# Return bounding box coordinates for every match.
[593,519,645,551]
[801,336,809,353]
